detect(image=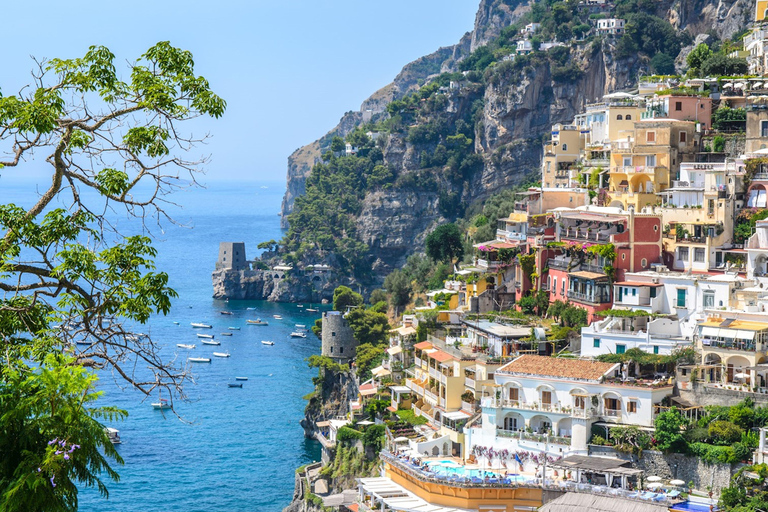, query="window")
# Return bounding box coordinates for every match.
[628,401,638,413]
[641,258,648,268]
[574,396,586,409]
[694,248,705,262]
[703,291,715,308]
[675,101,683,111]
[653,346,659,355]
[762,120,768,138]
[553,278,558,294]
[632,288,637,296]
[680,131,687,143]
[676,288,687,308]
[330,346,333,353]
[616,344,626,354]
[339,347,344,353]
[646,155,657,167]
[332,331,336,337]
[509,388,519,401]
[594,338,601,348]
[626,114,632,120]
[542,391,552,405]
[604,397,620,411]
[646,131,656,143]
[678,247,689,261]
[623,156,632,167]
[562,280,566,295]
[562,143,568,151]
[617,114,623,120]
